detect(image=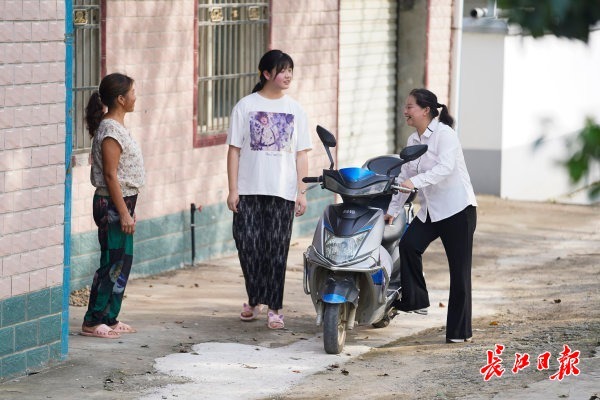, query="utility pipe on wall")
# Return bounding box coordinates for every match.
[62,0,74,360]
[450,0,464,133]
[190,203,202,265]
